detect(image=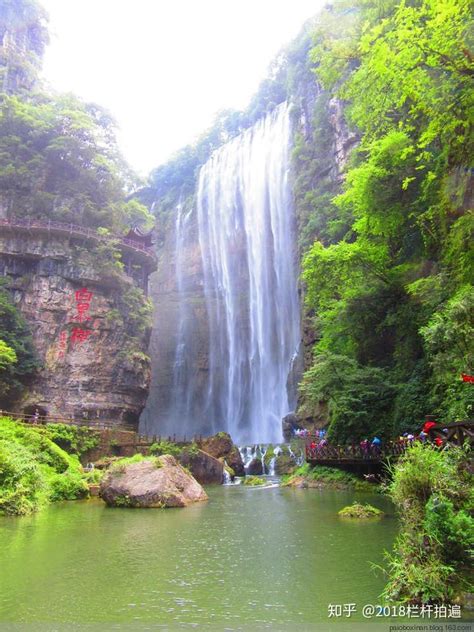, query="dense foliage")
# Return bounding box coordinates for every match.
[300,0,473,441]
[44,423,100,456]
[0,93,152,231]
[0,416,88,515]
[0,282,38,403]
[384,443,473,603]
